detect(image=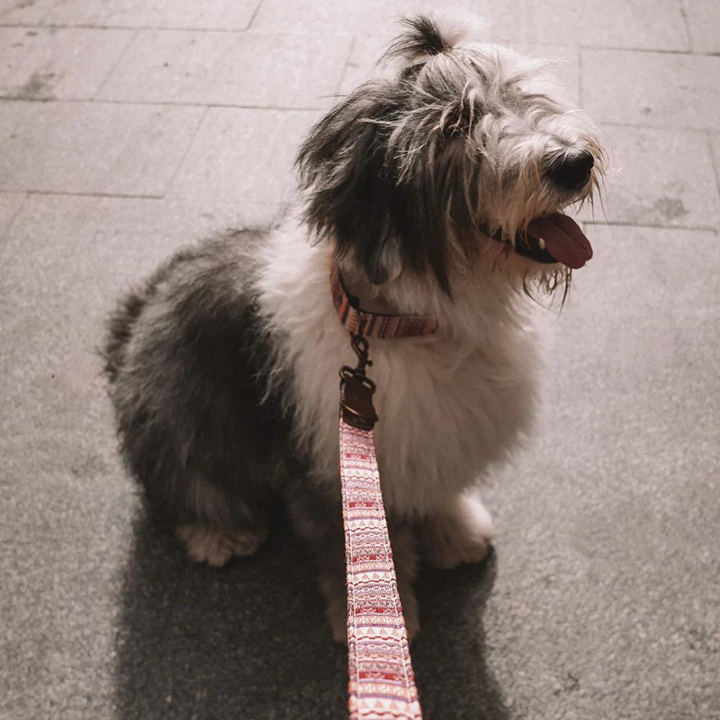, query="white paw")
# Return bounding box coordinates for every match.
[425,491,495,570]
[176,524,267,568]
